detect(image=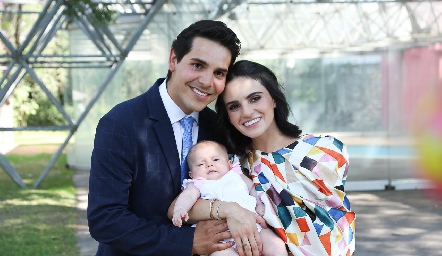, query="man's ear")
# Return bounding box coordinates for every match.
[168,48,177,72]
